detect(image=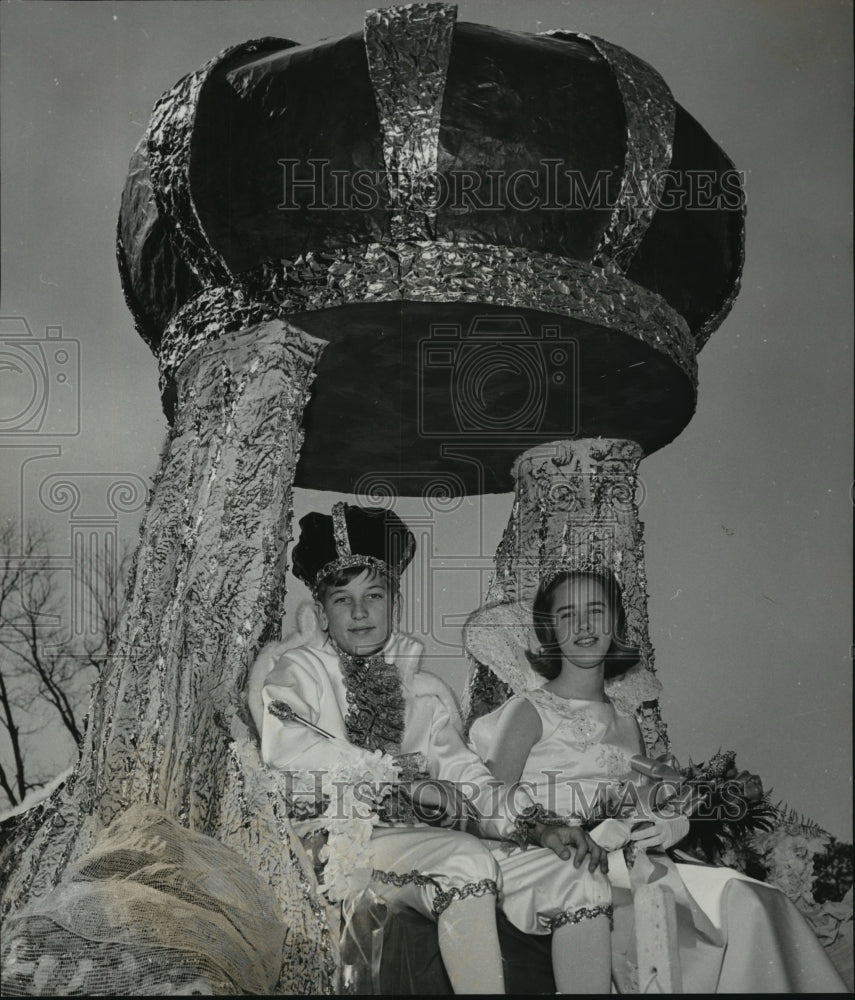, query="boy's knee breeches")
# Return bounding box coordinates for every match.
[370,826,501,919]
[367,827,612,933]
